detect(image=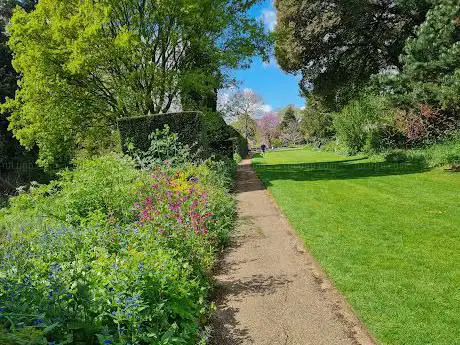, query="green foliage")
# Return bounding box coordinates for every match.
[118,112,207,156]
[128,125,194,170]
[333,94,397,154]
[385,133,460,167]
[375,0,460,147]
[203,111,244,159]
[3,0,268,168]
[1,154,143,229]
[231,113,257,143]
[0,0,42,194]
[271,138,284,148]
[0,153,236,344]
[382,0,460,112]
[279,106,297,131]
[227,126,249,159]
[300,95,334,144]
[275,0,433,107]
[119,111,247,162]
